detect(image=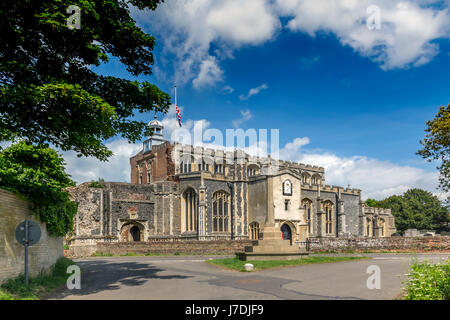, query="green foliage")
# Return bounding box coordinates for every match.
[376,189,449,233]
[88,178,104,188]
[0,141,78,236]
[0,0,170,161]
[404,260,450,300]
[365,198,378,207]
[417,104,450,192]
[0,257,76,300]
[207,256,368,272]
